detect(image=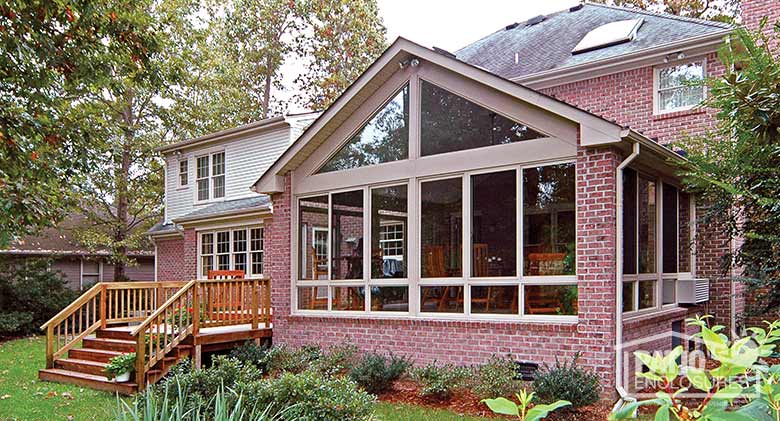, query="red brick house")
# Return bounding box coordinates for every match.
[153,0,780,399]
